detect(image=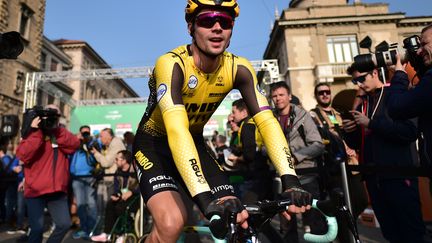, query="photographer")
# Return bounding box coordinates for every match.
[389,24,432,170]
[90,128,125,214]
[16,104,80,243]
[69,125,98,240]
